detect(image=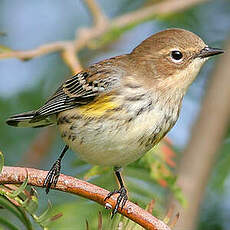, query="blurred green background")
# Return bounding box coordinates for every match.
[0,0,230,229]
